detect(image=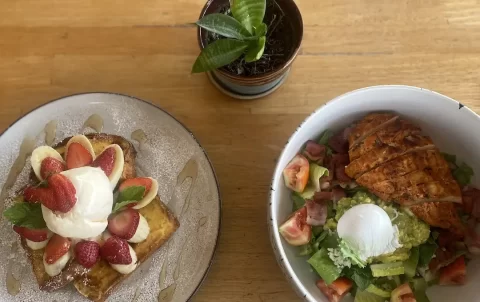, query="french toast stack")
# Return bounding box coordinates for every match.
[21,133,179,301]
[345,113,464,233]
